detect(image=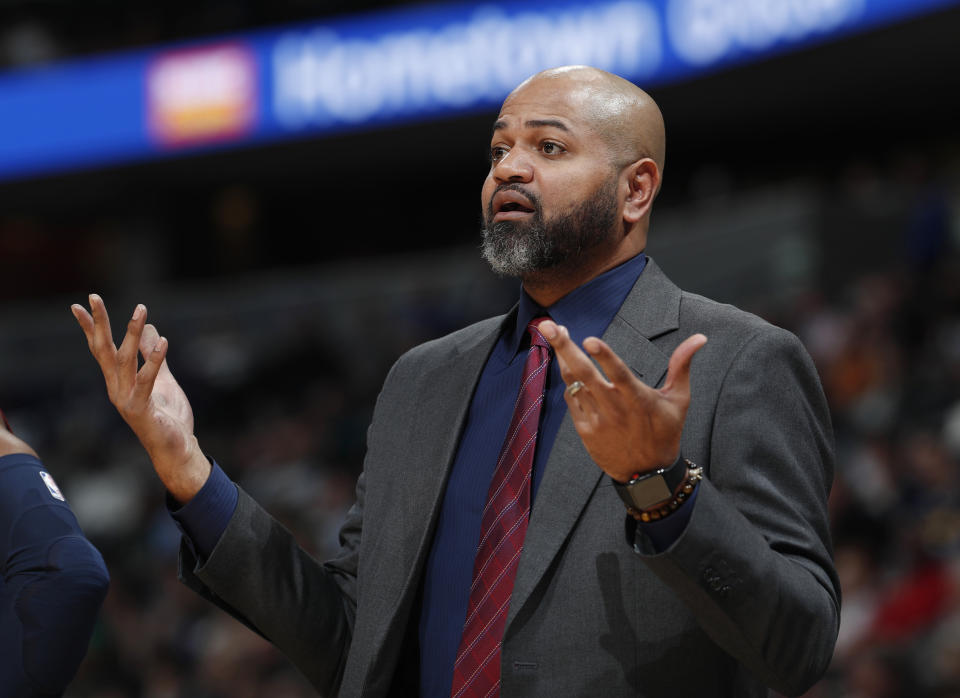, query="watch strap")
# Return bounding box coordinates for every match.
[613,456,695,512]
